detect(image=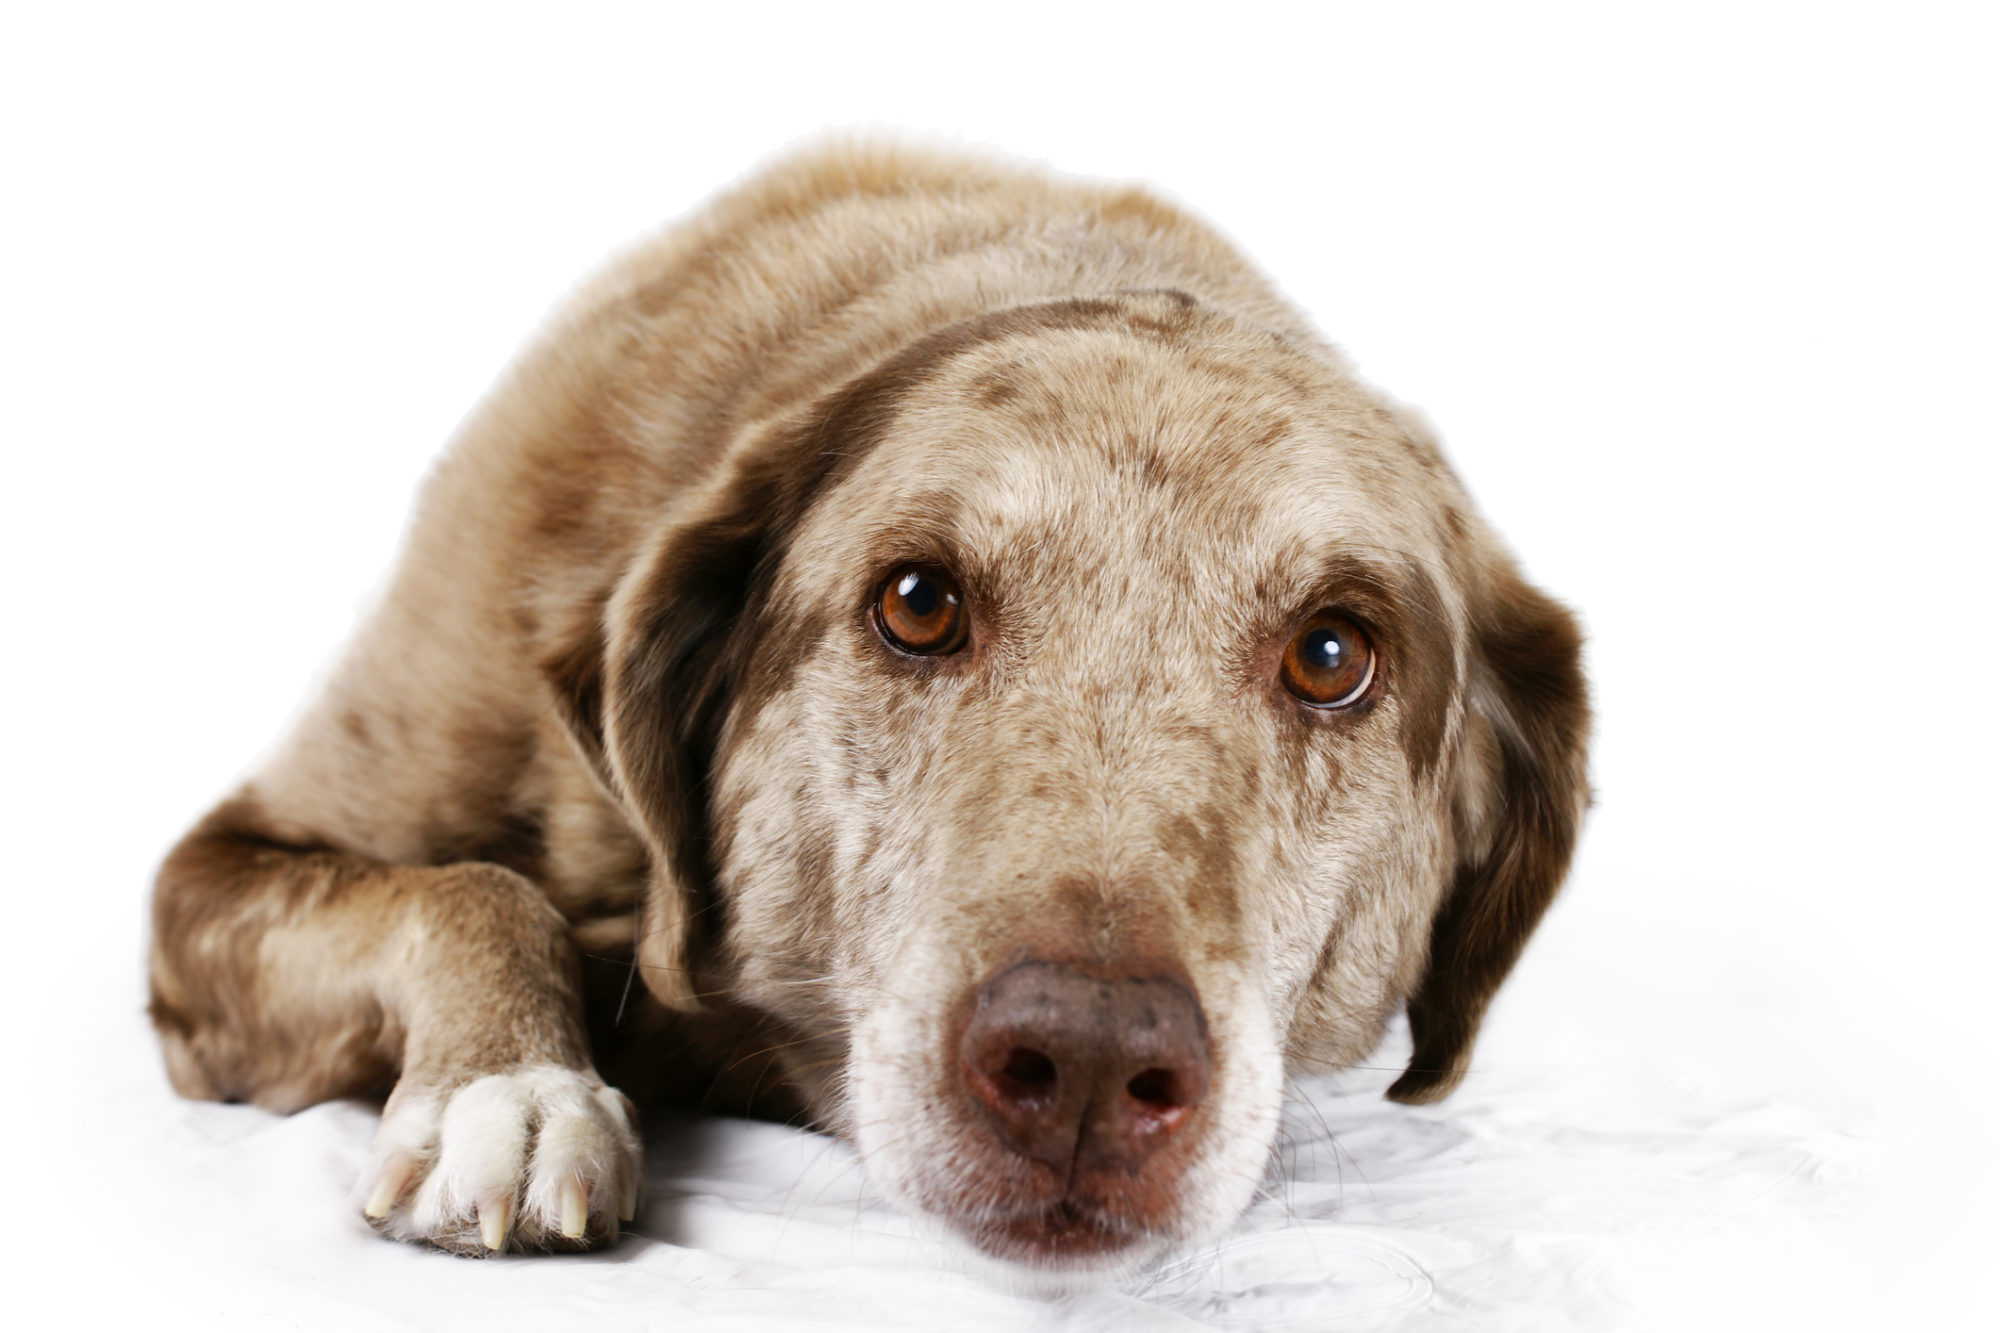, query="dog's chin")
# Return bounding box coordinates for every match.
[944,1204,1179,1290]
[978,1201,1156,1264]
